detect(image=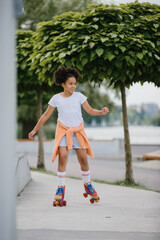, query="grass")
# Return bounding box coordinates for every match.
[30,167,57,176]
[92,179,159,192]
[30,167,160,193]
